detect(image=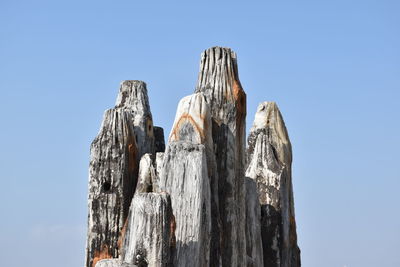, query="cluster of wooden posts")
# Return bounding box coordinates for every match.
[85,47,300,267]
